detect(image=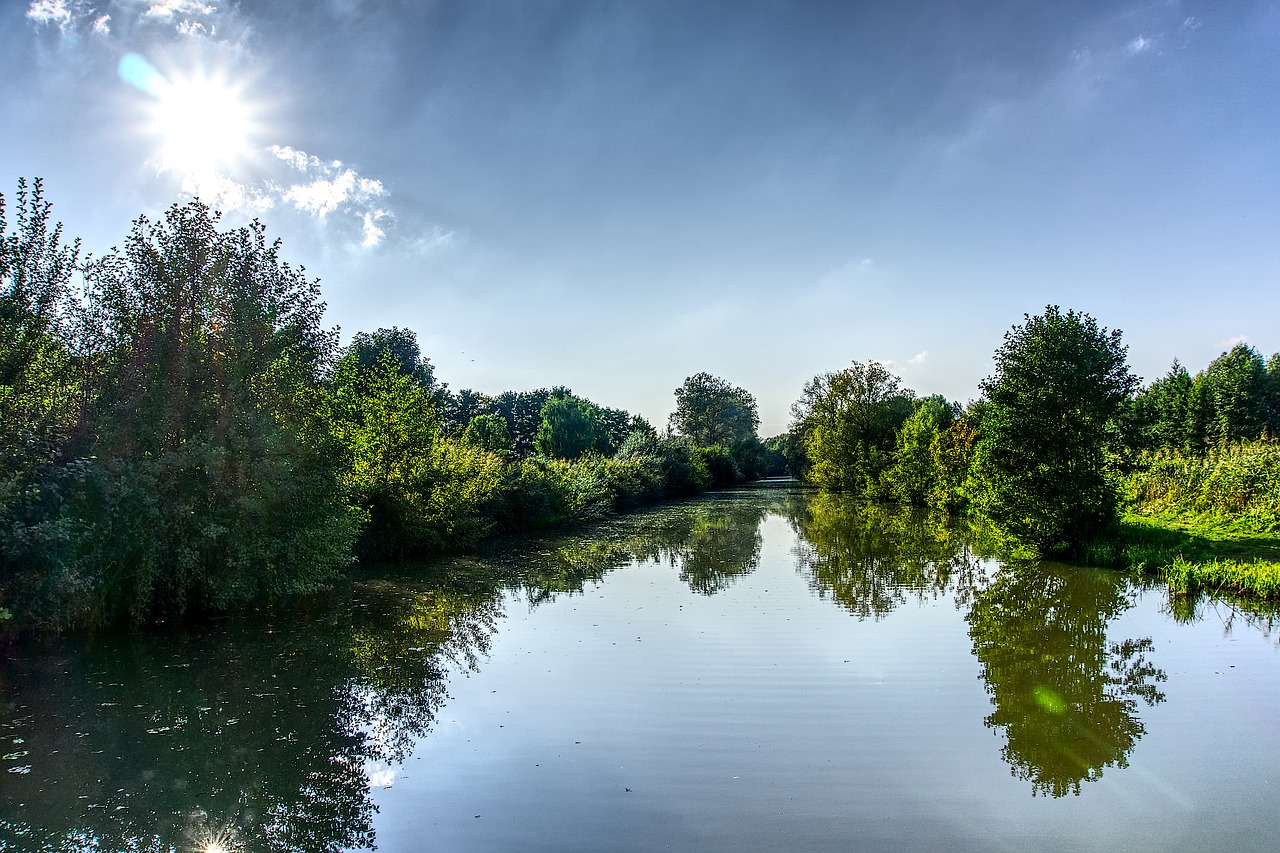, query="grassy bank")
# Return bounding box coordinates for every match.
[1087,442,1280,599]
